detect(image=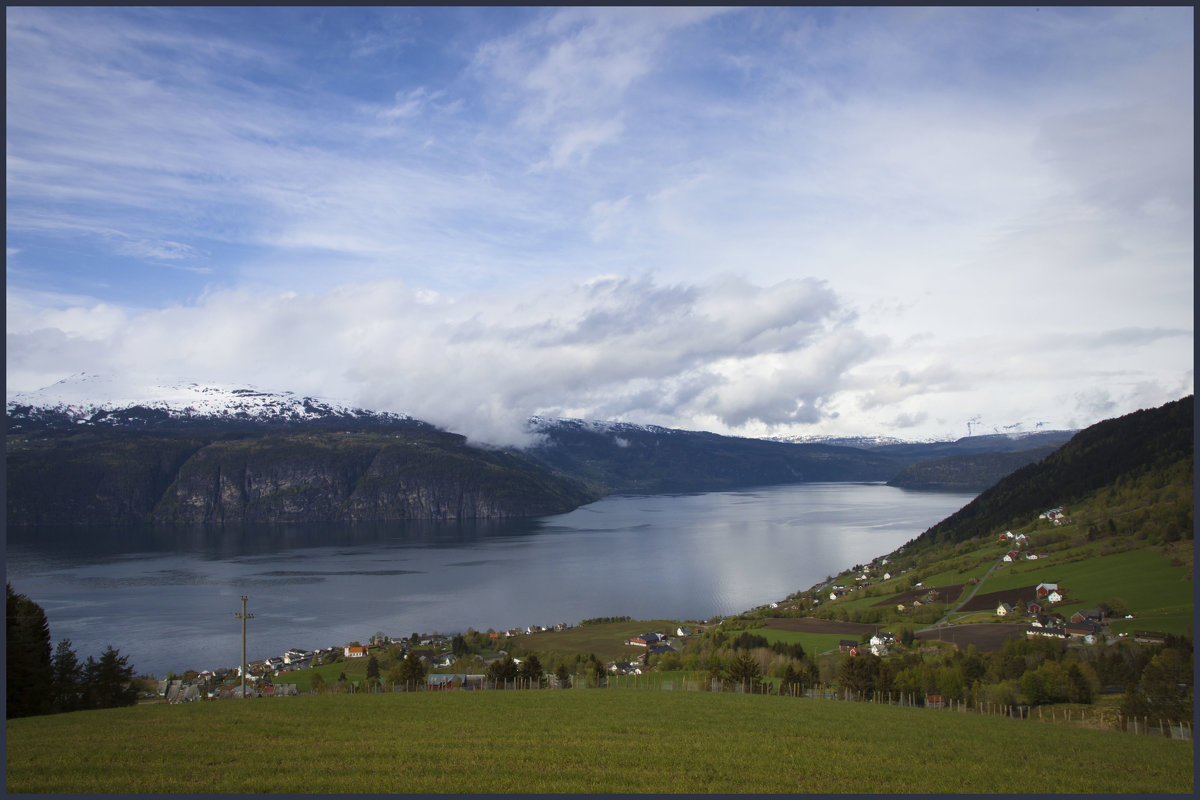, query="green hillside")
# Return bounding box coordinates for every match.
[5,690,1191,794]
[912,396,1192,548]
